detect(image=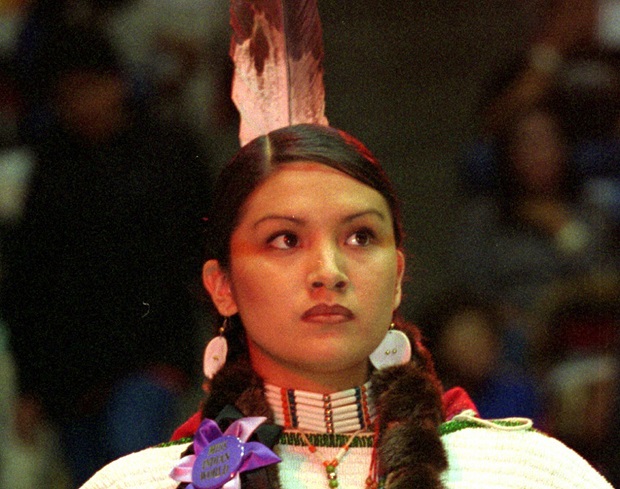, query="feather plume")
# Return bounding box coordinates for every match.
[230,0,328,146]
